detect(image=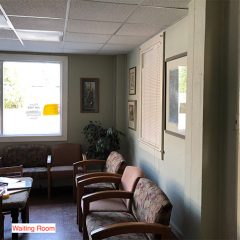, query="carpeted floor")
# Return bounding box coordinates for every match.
[4,187,82,240]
